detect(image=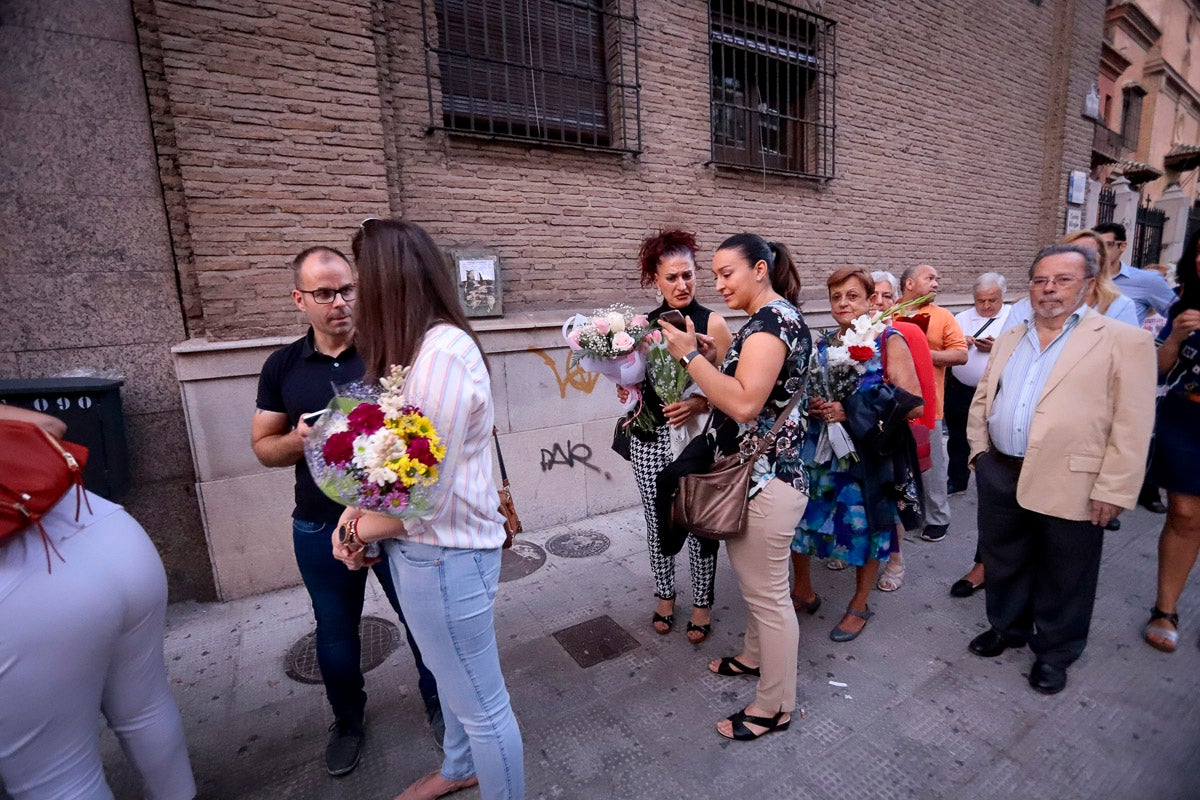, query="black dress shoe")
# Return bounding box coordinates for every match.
[1137,489,1166,513]
[950,578,985,598]
[1139,495,1168,514]
[968,629,1025,658]
[1029,660,1067,695]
